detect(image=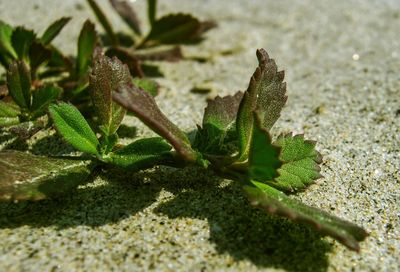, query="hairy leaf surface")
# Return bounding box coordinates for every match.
[236,49,287,161]
[243,181,368,251]
[49,103,100,156]
[89,54,130,135]
[110,0,141,35]
[0,100,20,126]
[248,114,282,181]
[0,151,94,201]
[271,134,323,192]
[195,92,243,154]
[109,137,172,169]
[6,61,32,109]
[113,83,198,162]
[41,17,71,45]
